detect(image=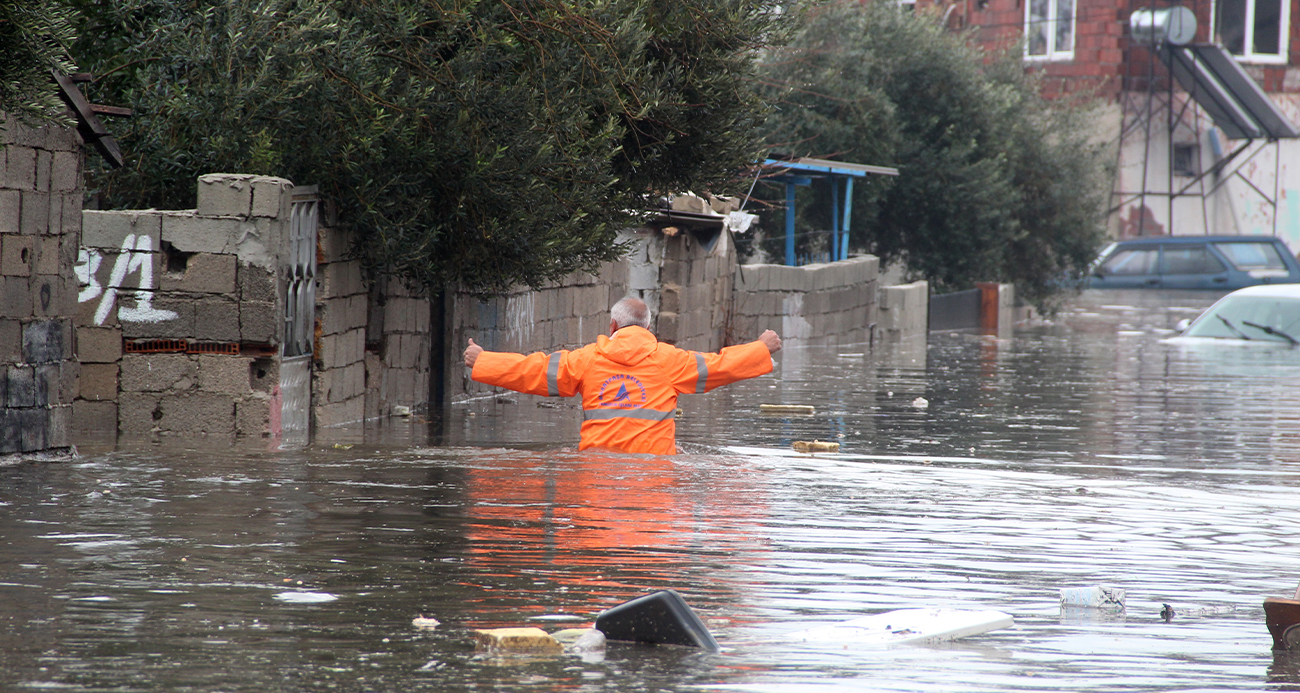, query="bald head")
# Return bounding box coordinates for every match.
[610,297,651,331]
